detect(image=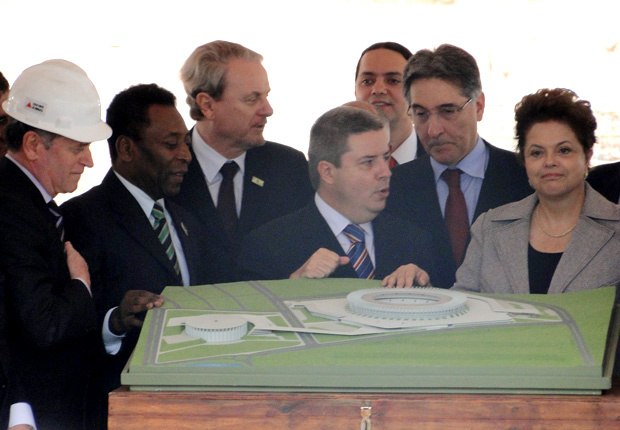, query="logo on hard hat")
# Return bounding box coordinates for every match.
[25,98,45,114]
